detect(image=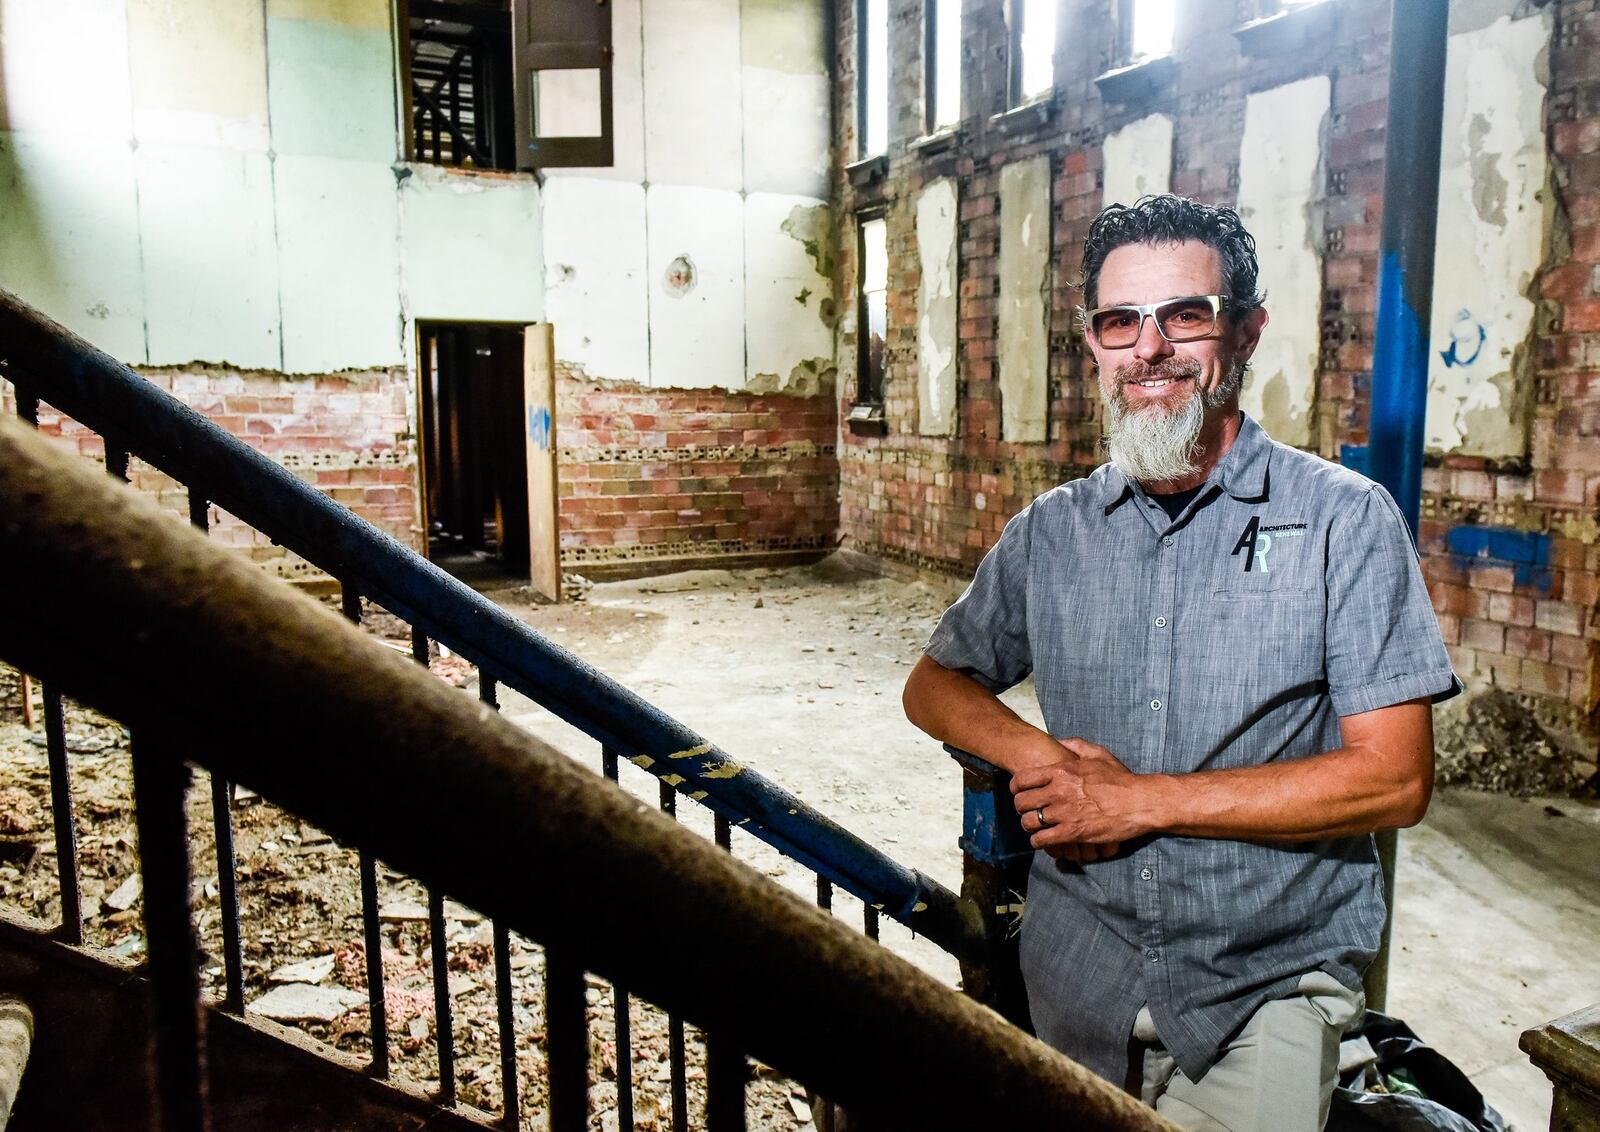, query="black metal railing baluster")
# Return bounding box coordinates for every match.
[104,444,129,482]
[129,734,206,1132]
[601,745,634,1132]
[864,906,880,943]
[187,492,245,1015]
[340,583,389,1076]
[411,626,456,1106]
[705,814,746,1132]
[481,677,522,1130]
[14,389,38,426]
[544,943,588,1132]
[816,876,832,914]
[43,685,82,945]
[659,780,688,1132]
